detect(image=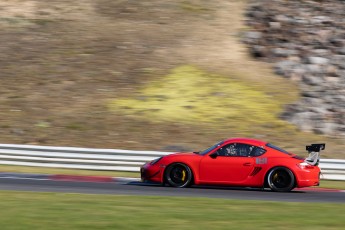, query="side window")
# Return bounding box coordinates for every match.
[236,144,253,157]
[218,143,254,157]
[250,147,266,157]
[217,144,236,156]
